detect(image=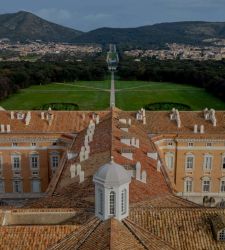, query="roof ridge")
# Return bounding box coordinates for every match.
[124,218,175,250]
[122,219,149,249]
[49,217,101,250]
